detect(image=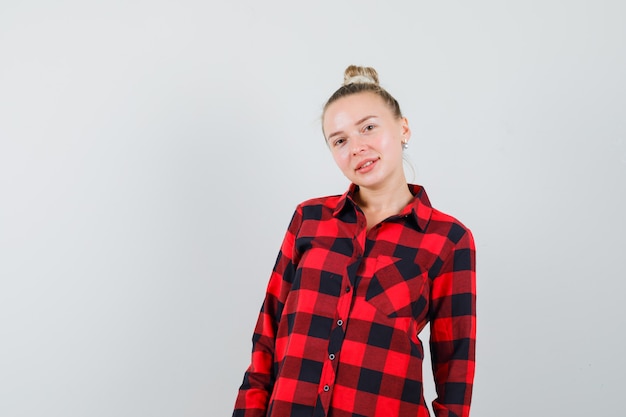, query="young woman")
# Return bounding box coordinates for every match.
[233,65,476,417]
